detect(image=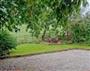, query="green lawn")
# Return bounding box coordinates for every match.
[10,44,90,57]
